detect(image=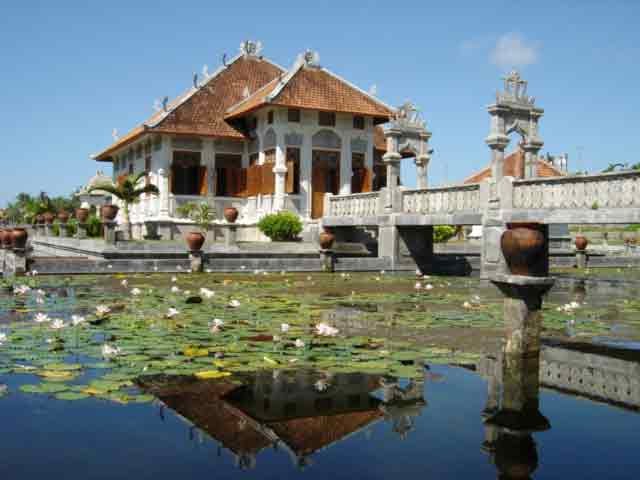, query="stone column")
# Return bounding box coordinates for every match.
[104,222,117,244]
[59,223,69,238]
[157,168,170,219]
[224,225,238,249]
[301,133,312,219]
[340,132,352,195]
[382,128,402,213]
[76,223,87,239]
[415,153,430,189]
[273,137,287,211]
